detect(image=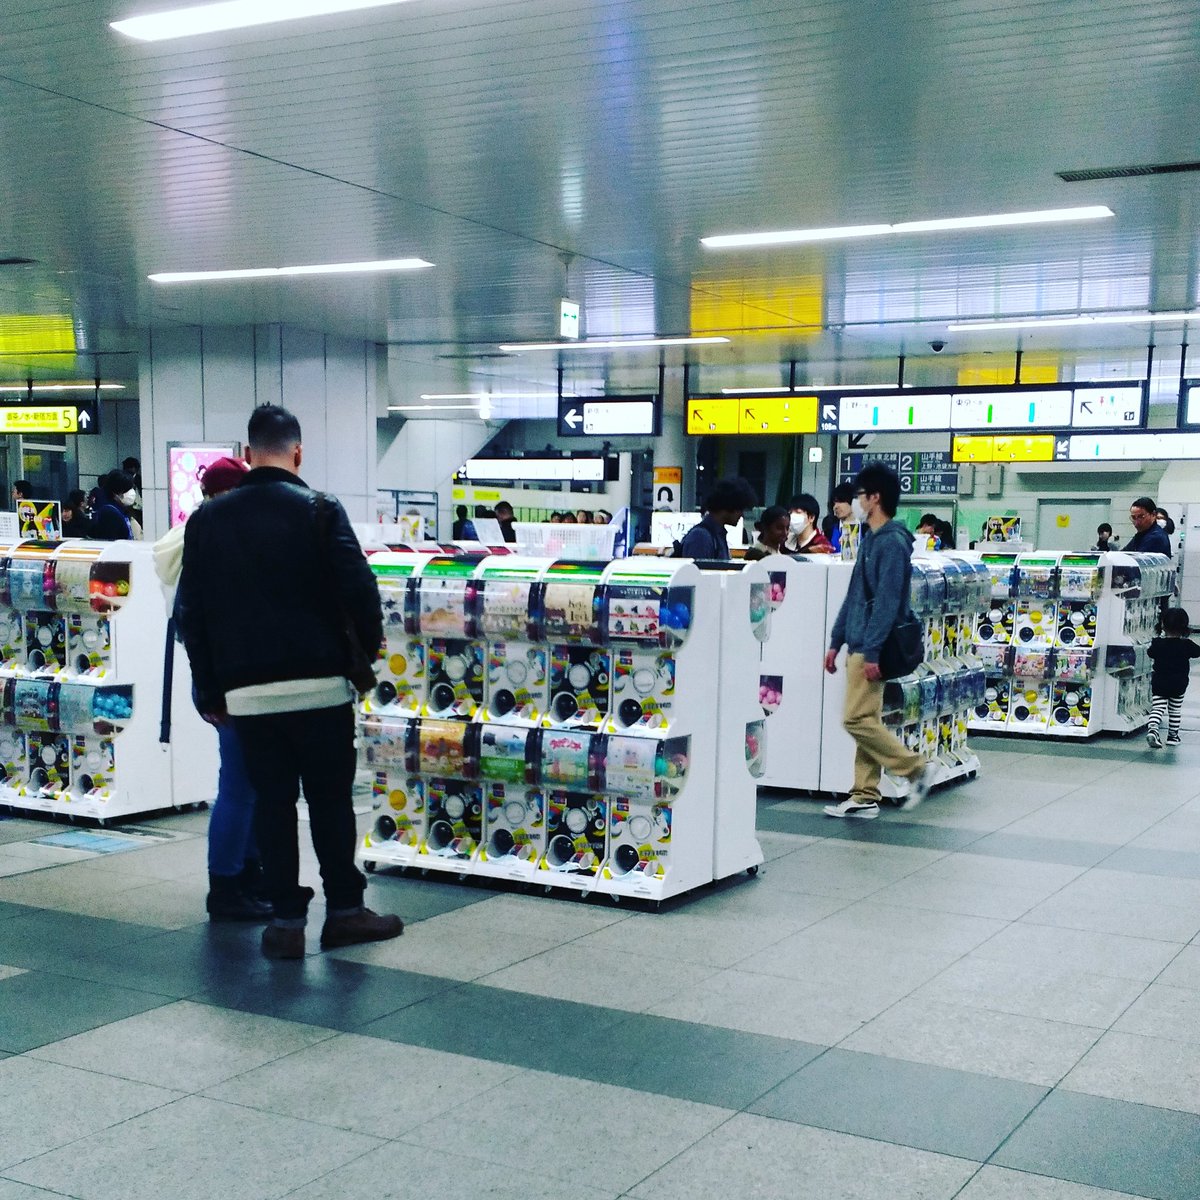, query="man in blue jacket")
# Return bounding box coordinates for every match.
[678,477,757,560]
[823,463,937,819]
[177,405,403,959]
[1126,497,1172,557]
